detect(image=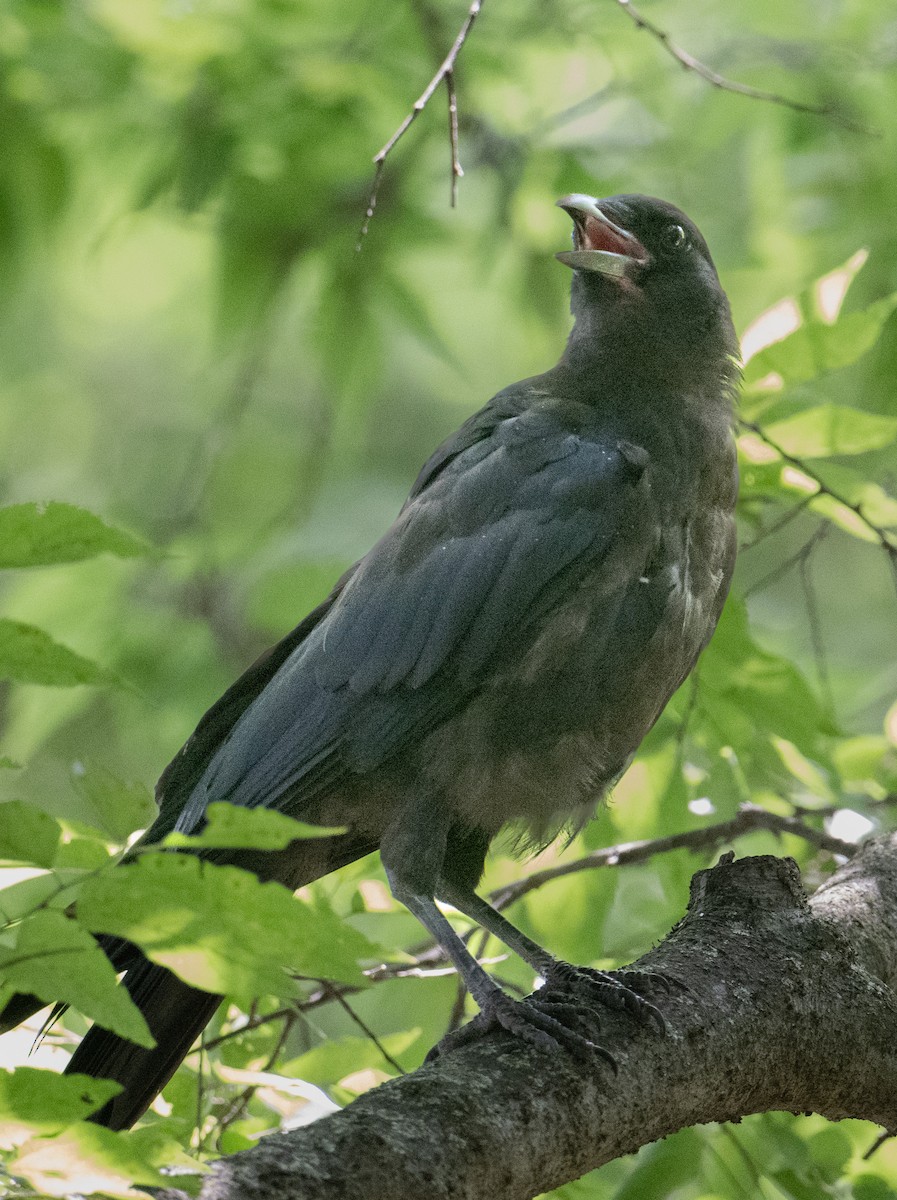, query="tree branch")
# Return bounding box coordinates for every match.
[490,800,855,909]
[357,0,483,247]
[157,835,897,1199]
[614,0,873,135]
